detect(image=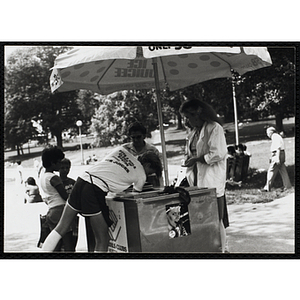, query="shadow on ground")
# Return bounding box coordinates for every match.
[226,165,295,204]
